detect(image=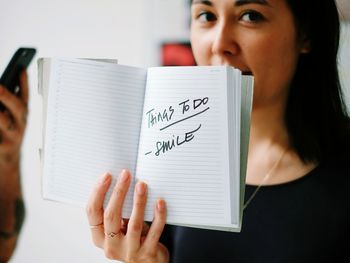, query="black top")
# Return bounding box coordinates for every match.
[160,162,350,262]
